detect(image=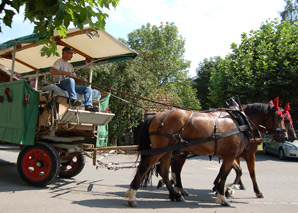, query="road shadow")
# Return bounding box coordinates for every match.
[0,159,31,191]
[0,159,89,193]
[73,185,247,209]
[0,158,250,210]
